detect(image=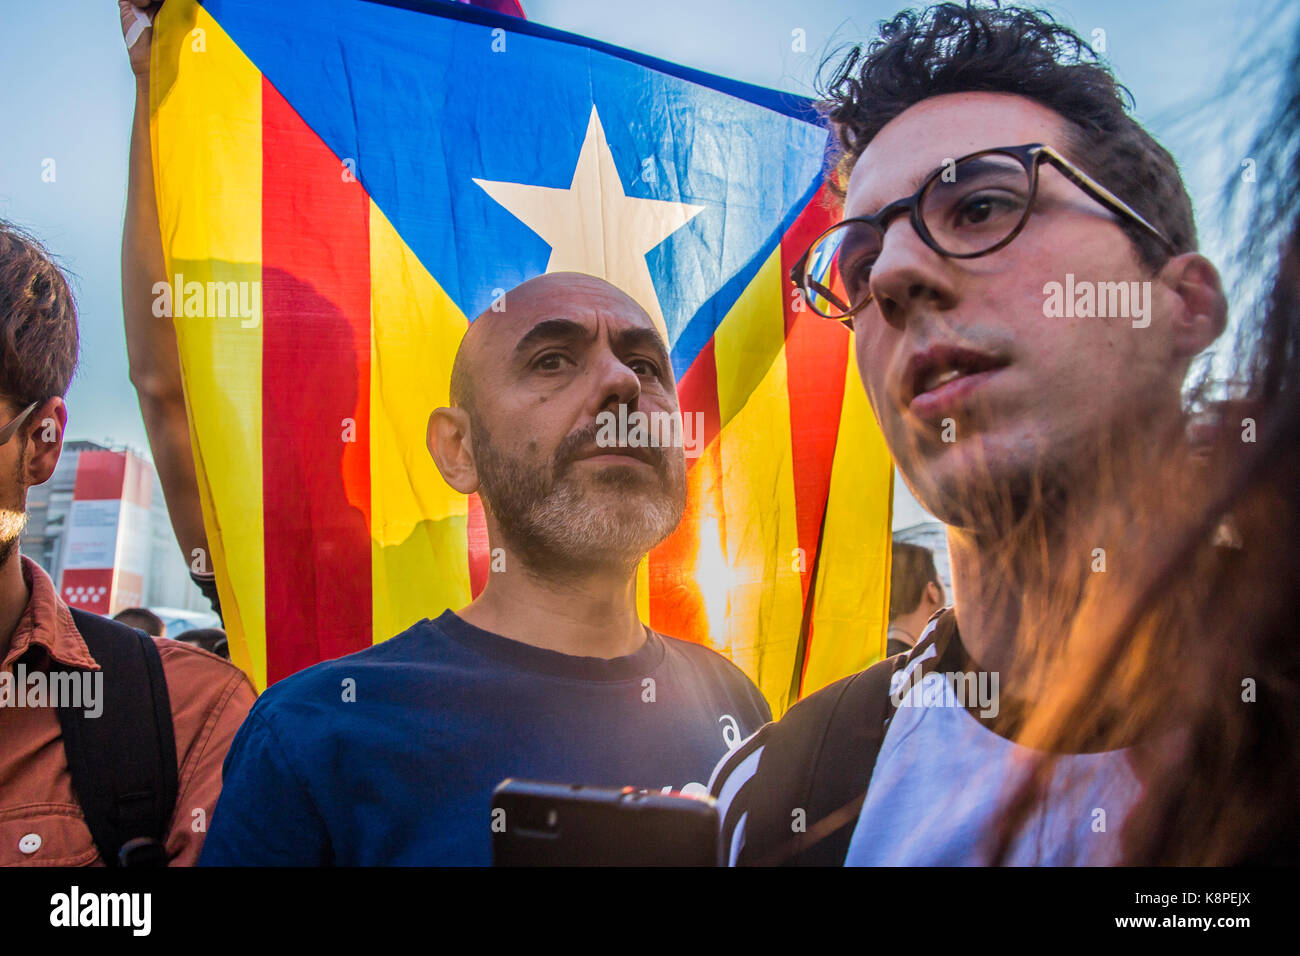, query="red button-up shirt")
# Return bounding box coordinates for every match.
[0,556,256,866]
